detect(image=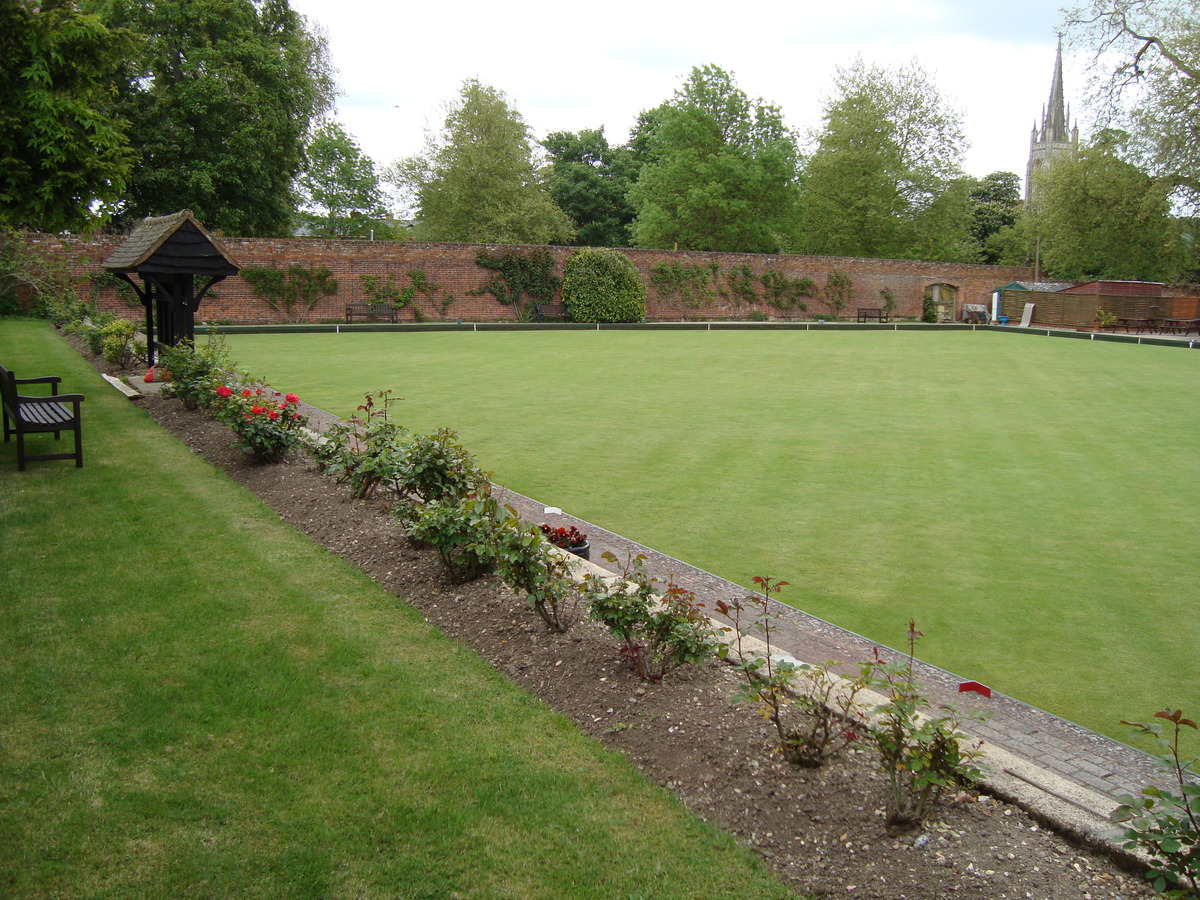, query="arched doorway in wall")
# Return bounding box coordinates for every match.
[923,283,959,322]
